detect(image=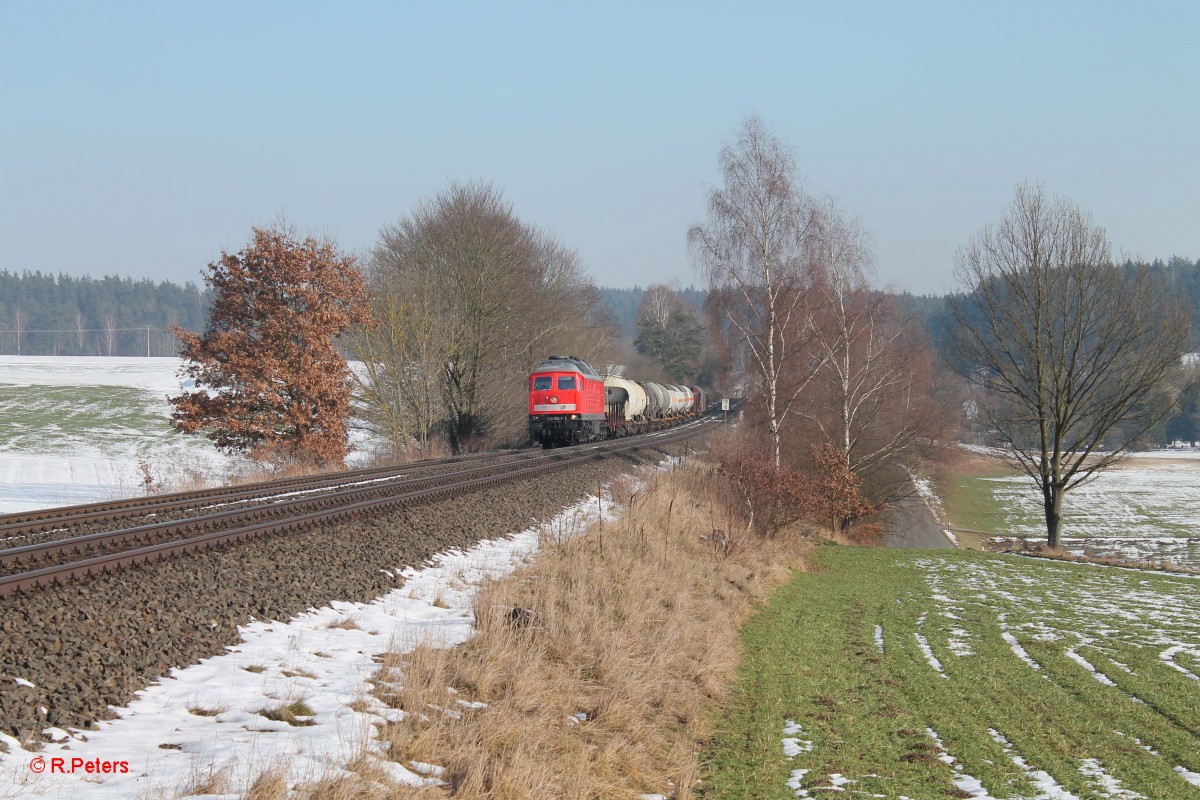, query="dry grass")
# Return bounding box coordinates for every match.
[326,617,361,631]
[281,667,319,679]
[361,463,812,799]
[940,445,1015,477]
[232,458,816,799]
[186,704,224,717]
[177,760,232,797]
[243,767,290,800]
[258,699,318,727]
